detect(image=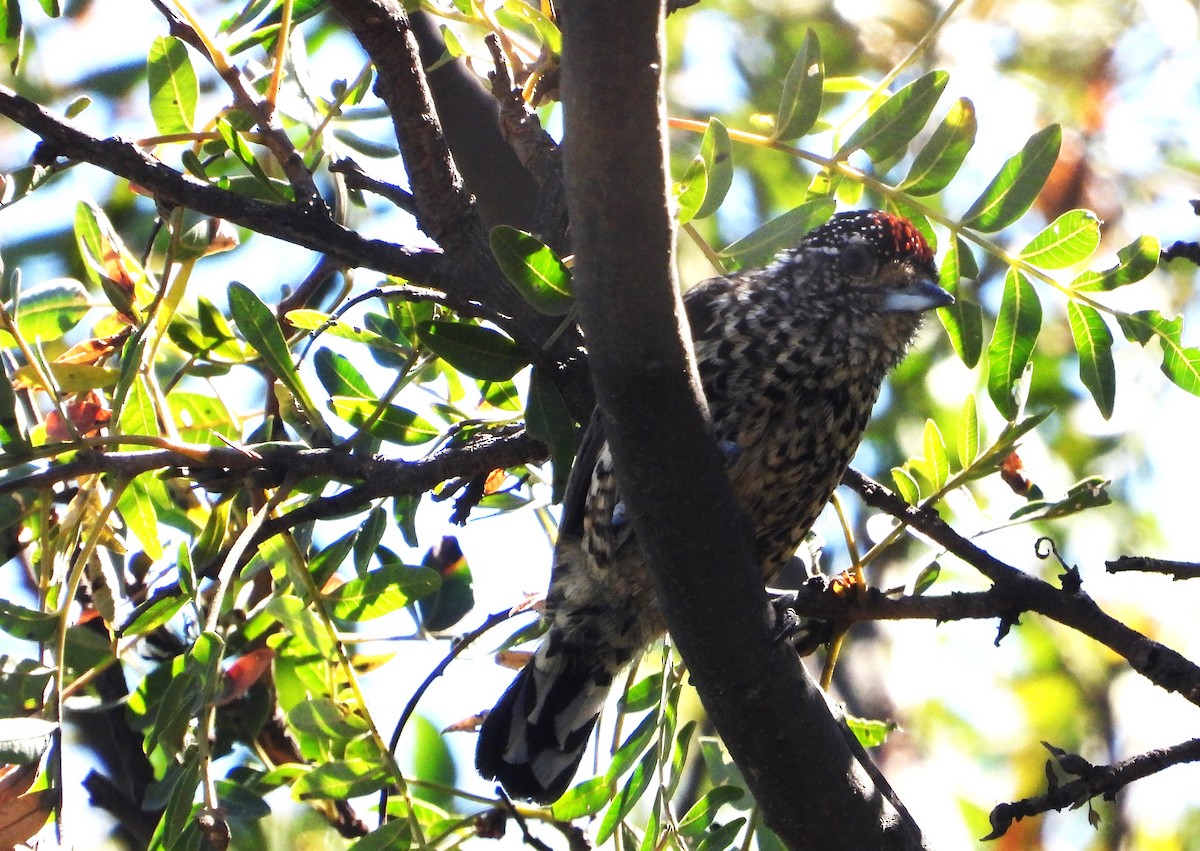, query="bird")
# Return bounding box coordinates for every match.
[475,209,952,803]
